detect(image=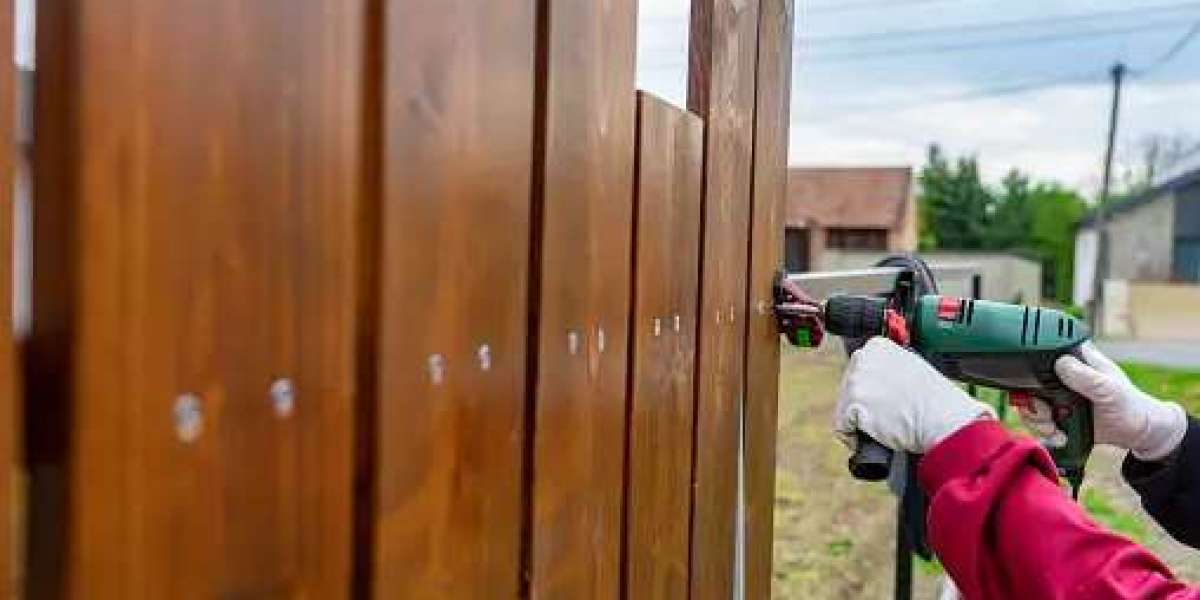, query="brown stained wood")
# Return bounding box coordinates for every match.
[0,0,13,594]
[625,92,703,600]
[744,2,795,599]
[529,0,637,596]
[31,1,361,597]
[687,0,762,597]
[371,1,536,597]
